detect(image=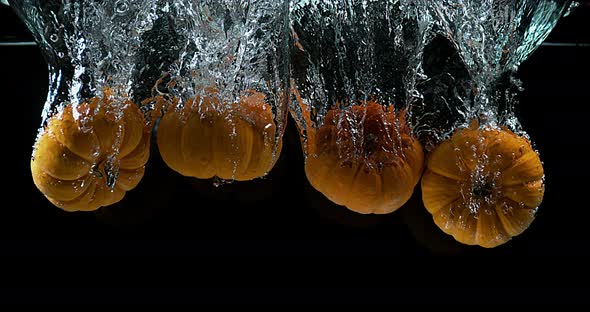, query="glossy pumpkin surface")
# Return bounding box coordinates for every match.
[31,94,151,212]
[156,90,281,181]
[304,101,424,214]
[421,122,545,248]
